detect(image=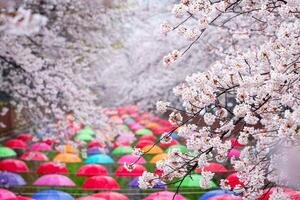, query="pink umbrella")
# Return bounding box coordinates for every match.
[0,189,16,199]
[33,174,75,187]
[31,143,52,151]
[77,197,105,200]
[143,191,186,200]
[208,195,242,200]
[227,149,241,158]
[117,155,146,164]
